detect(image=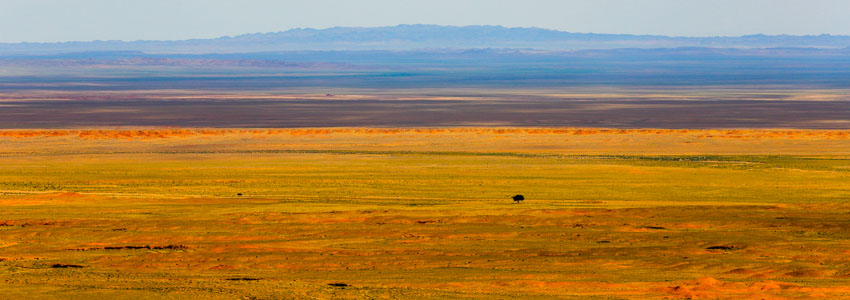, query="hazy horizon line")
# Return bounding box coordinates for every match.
[4,24,847,45]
